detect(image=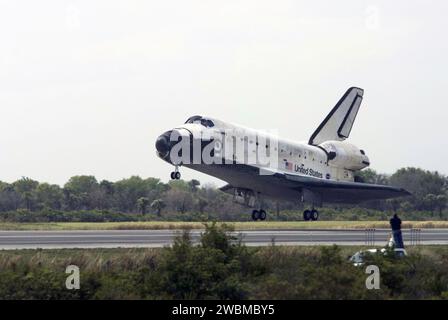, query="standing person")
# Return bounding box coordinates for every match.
[390,214,404,249]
